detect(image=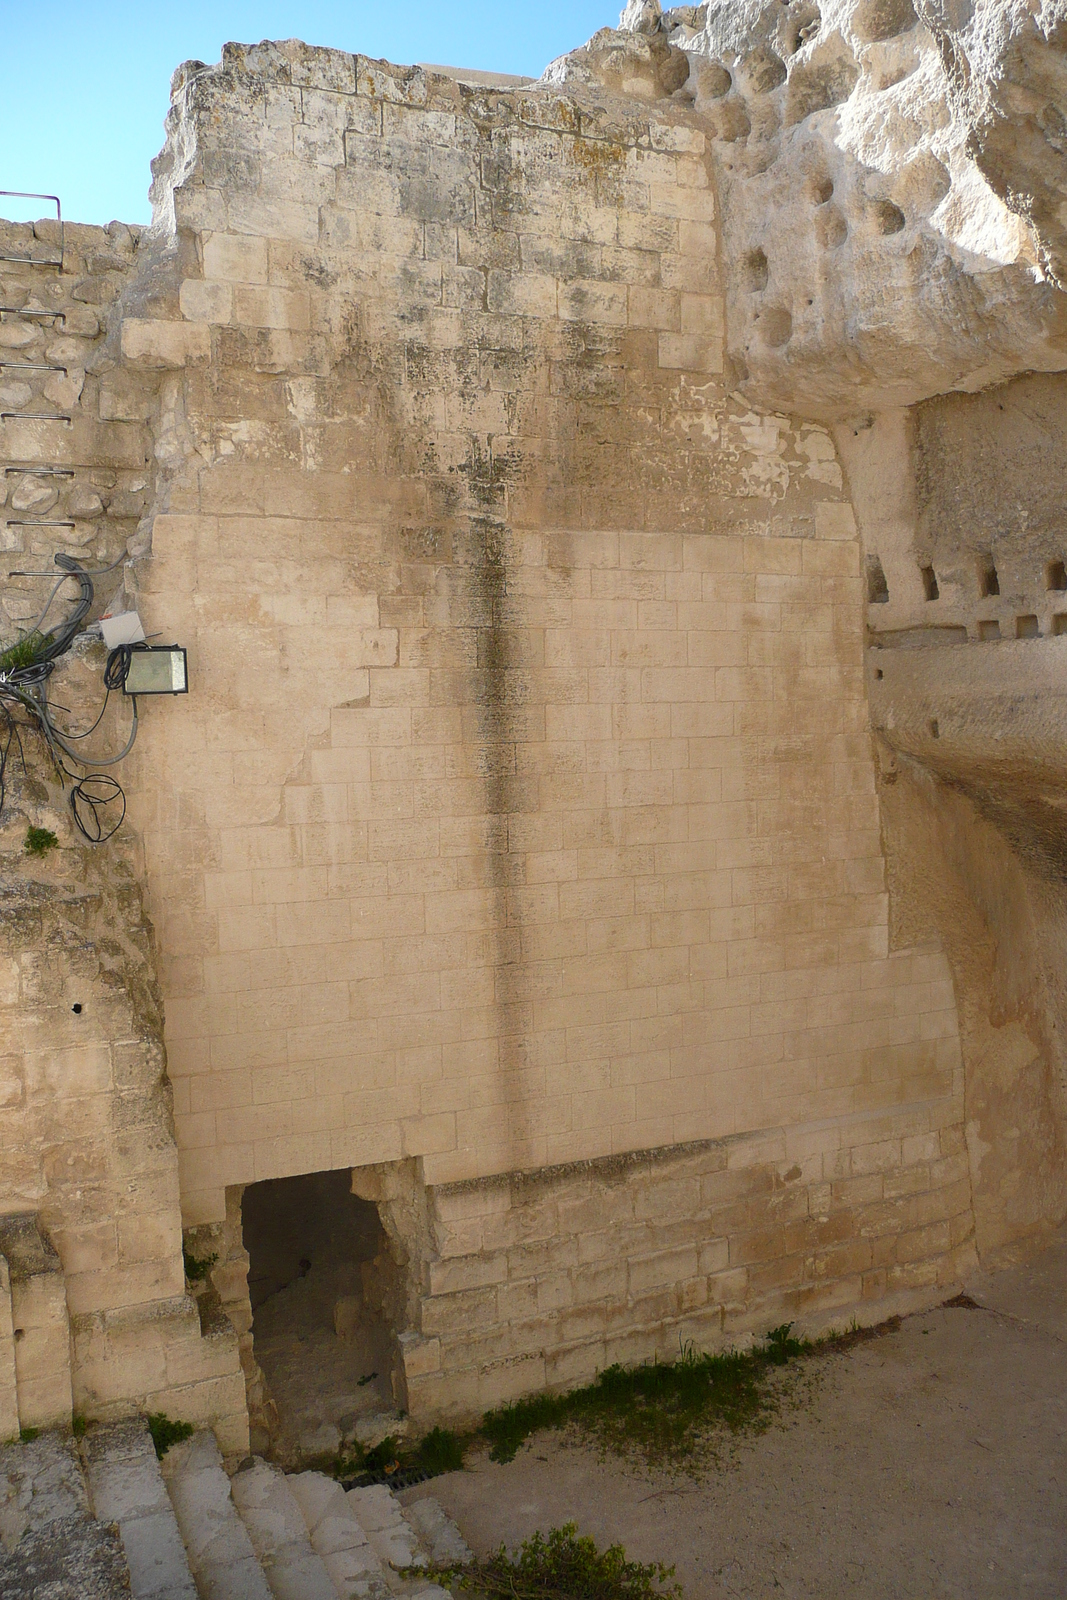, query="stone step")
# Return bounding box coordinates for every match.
[398,1498,472,1570]
[229,1459,337,1600]
[345,1485,426,1578]
[285,1471,392,1600]
[161,1430,273,1600]
[0,1430,130,1599]
[82,1419,197,1600]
